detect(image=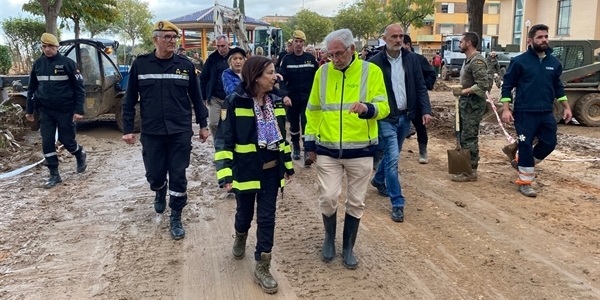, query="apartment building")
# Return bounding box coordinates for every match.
[498,0,600,51]
[408,0,502,56]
